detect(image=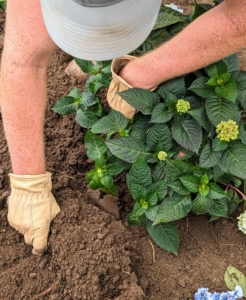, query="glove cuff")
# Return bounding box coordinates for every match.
[9,172,52,194]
